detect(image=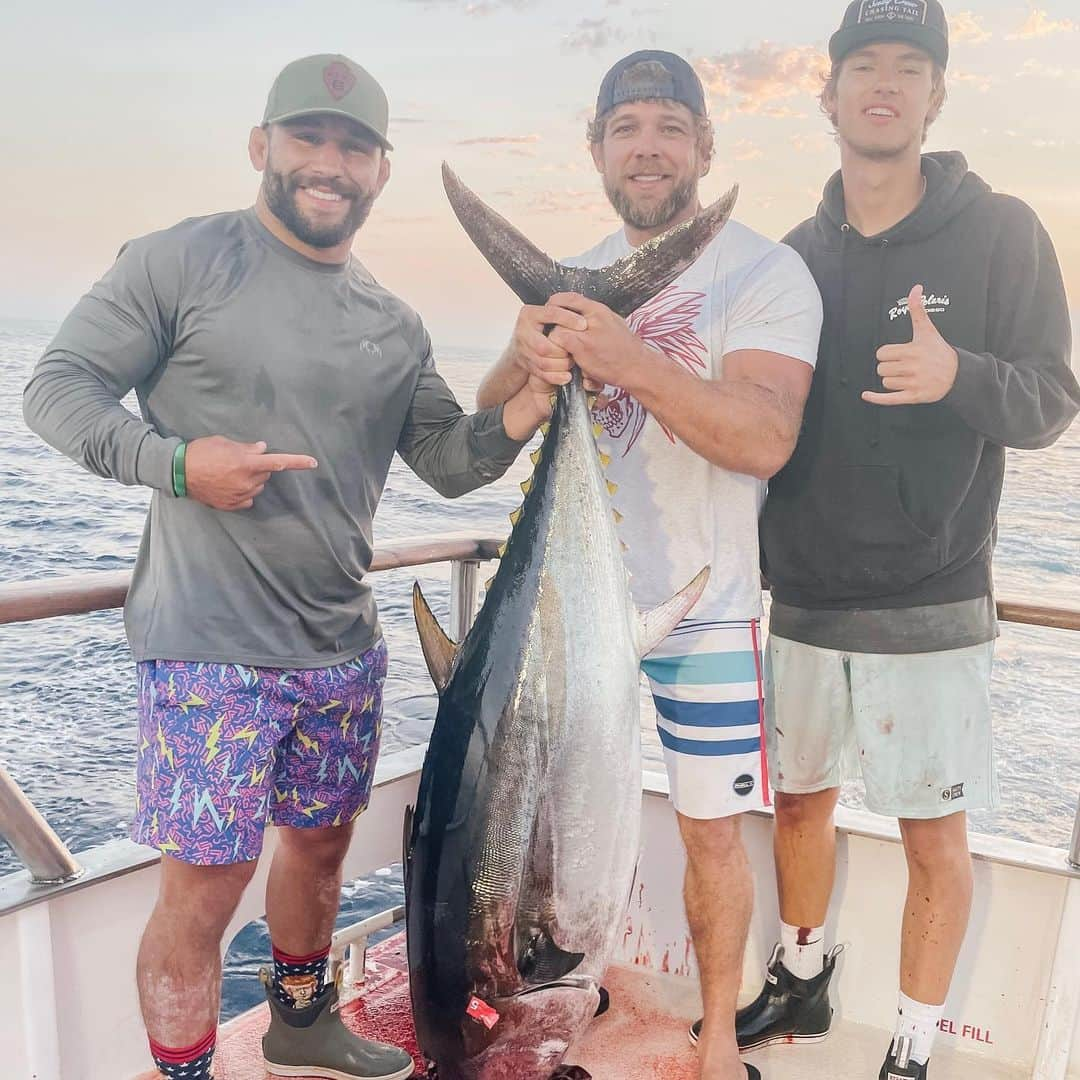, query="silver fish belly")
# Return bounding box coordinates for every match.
[405,167,735,1080]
